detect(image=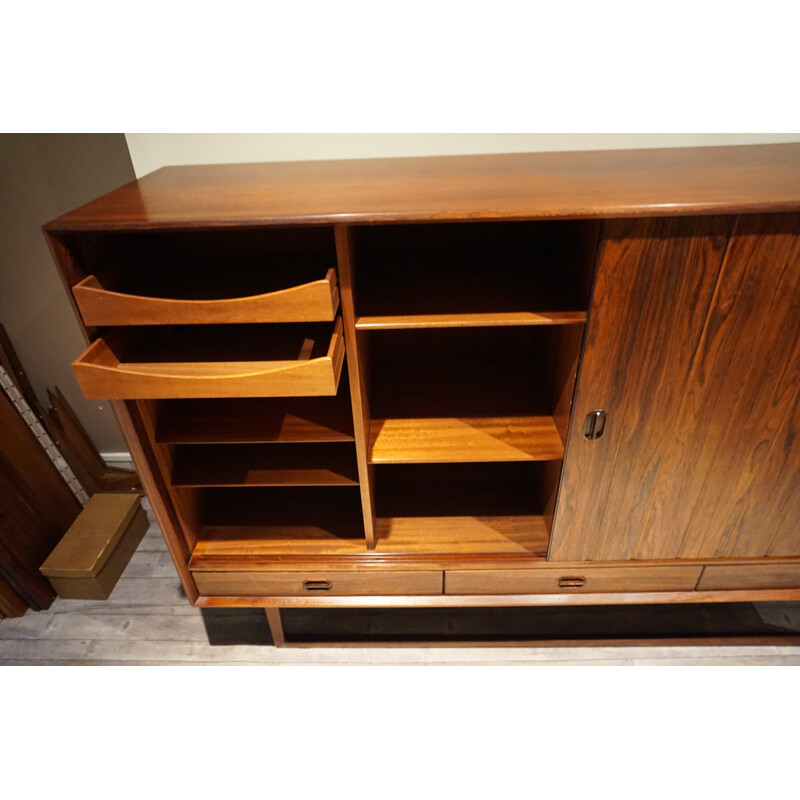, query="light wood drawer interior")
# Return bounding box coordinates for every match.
[73,267,339,326]
[194,569,444,597]
[697,564,800,591]
[72,318,344,399]
[445,565,703,595]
